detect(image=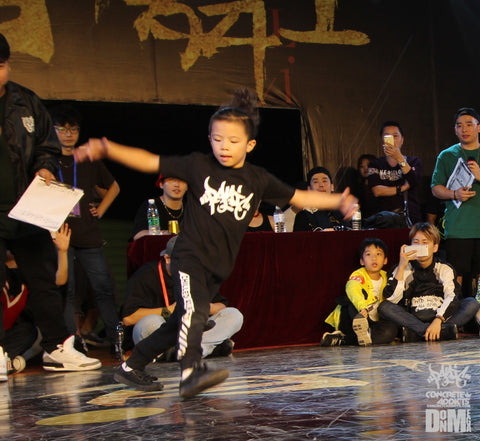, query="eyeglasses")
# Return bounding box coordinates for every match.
[55,126,79,134]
